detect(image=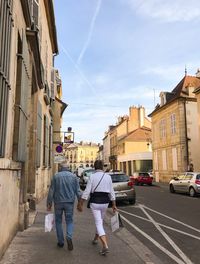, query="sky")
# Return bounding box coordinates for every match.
[54,0,200,144]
